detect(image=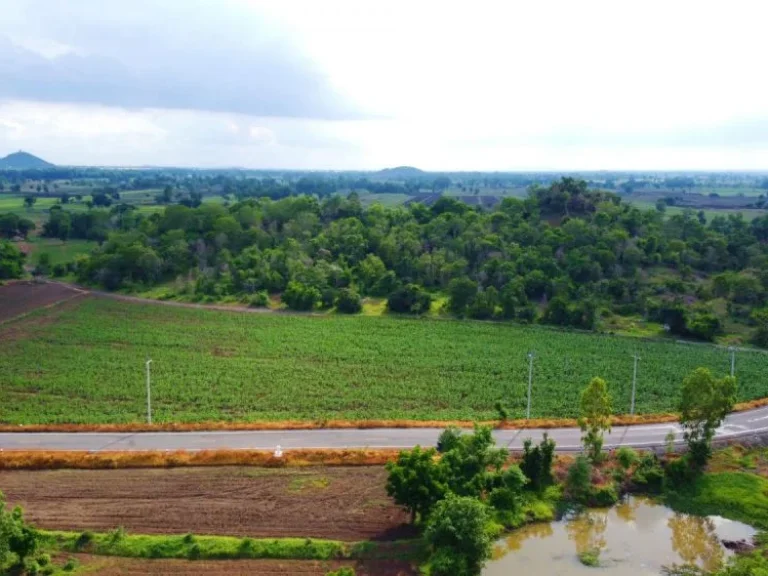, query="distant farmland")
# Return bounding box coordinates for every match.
[1,296,765,426]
